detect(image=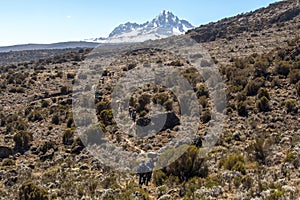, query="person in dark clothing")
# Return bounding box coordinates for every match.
[132,110,137,122]
[128,107,133,118]
[137,160,150,187]
[145,160,154,185]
